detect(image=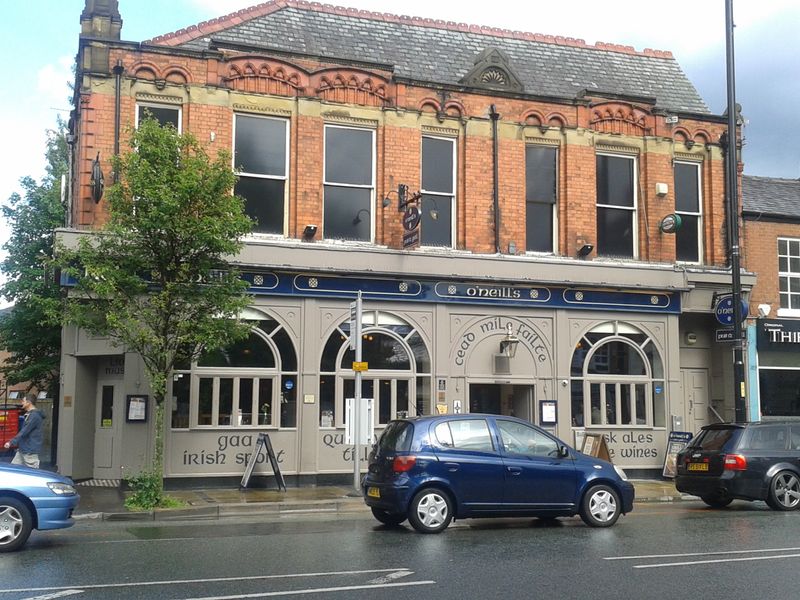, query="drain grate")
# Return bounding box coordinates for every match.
[76,479,121,487]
